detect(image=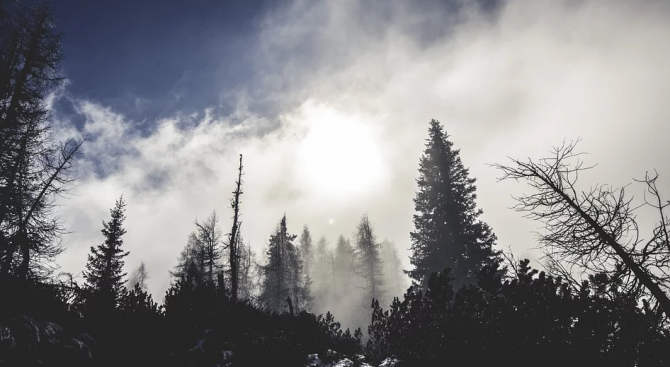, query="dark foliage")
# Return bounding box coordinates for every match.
[81,196,129,316]
[0,0,82,281]
[367,260,670,366]
[0,277,93,367]
[407,119,500,290]
[163,272,361,366]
